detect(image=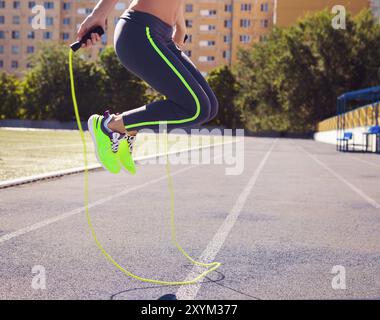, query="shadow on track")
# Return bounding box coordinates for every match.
[110,265,261,300]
